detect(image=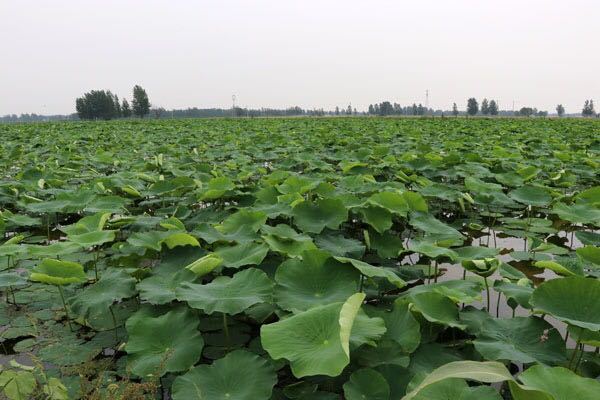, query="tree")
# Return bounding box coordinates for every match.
[113,94,121,117]
[481,98,489,115]
[467,98,478,116]
[379,101,394,116]
[132,85,150,118]
[346,104,352,115]
[368,104,374,115]
[335,106,340,115]
[518,107,535,117]
[122,99,132,117]
[75,90,120,120]
[452,103,459,117]
[555,104,565,117]
[417,103,425,116]
[489,100,498,116]
[582,99,595,117]
[412,103,418,116]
